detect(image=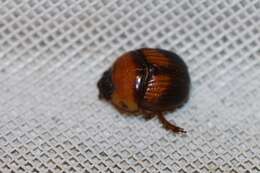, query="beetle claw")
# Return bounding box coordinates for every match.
[168,126,187,133]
